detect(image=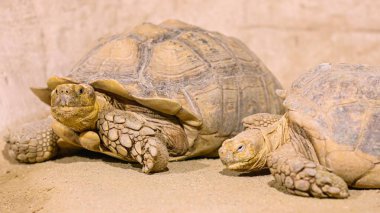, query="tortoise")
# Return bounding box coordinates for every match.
[219,63,380,198]
[6,20,284,173]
